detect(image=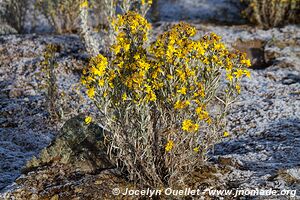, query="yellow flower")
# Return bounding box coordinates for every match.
[194,89,205,98]
[198,110,209,120]
[236,84,241,94]
[165,140,174,152]
[206,117,212,124]
[176,69,186,81]
[241,59,251,67]
[177,87,187,95]
[138,61,150,70]
[243,69,251,78]
[214,43,225,50]
[212,55,219,62]
[81,79,86,85]
[185,100,191,106]
[149,91,157,101]
[223,131,230,137]
[109,82,114,89]
[194,123,199,131]
[193,147,200,152]
[122,93,127,101]
[91,66,105,76]
[182,119,199,132]
[167,74,174,80]
[202,57,209,65]
[182,119,192,131]
[234,69,244,79]
[174,100,190,109]
[80,0,88,8]
[226,73,234,82]
[210,32,221,41]
[174,100,182,109]
[195,42,205,55]
[98,79,105,86]
[145,90,157,102]
[195,106,202,114]
[113,45,121,54]
[124,44,130,52]
[85,116,92,125]
[86,76,94,82]
[87,87,95,98]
